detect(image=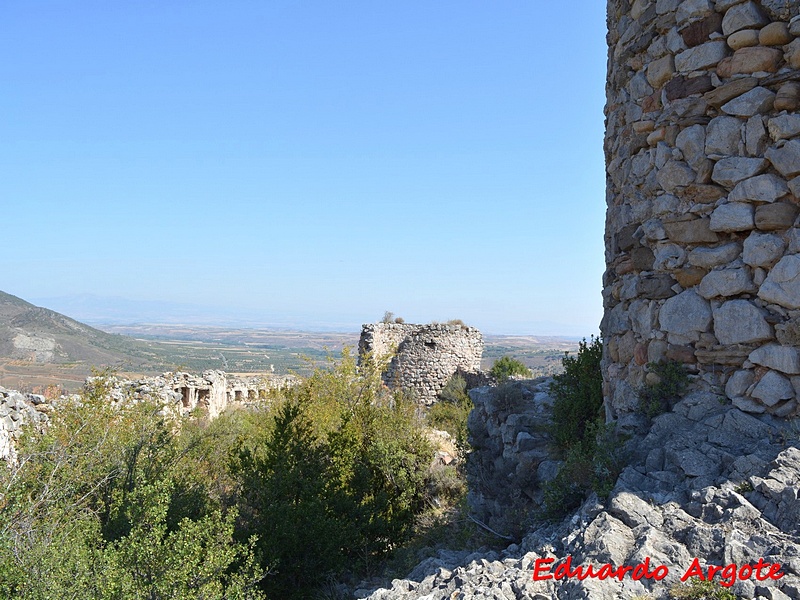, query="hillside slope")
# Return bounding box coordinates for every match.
[0,291,167,389]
